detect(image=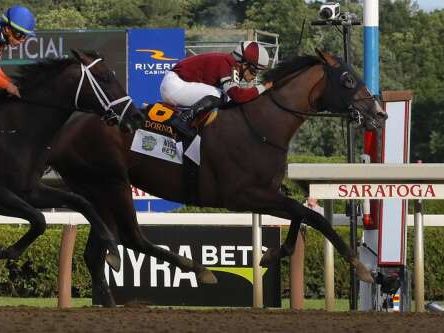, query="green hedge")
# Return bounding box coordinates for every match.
[1,225,444,300]
[0,225,91,298]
